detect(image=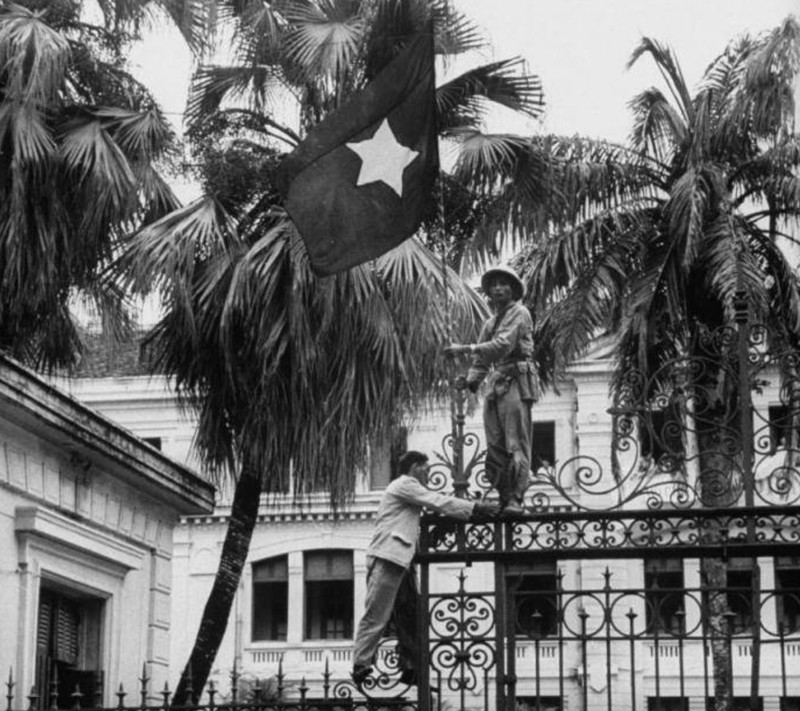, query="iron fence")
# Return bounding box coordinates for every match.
[5,660,425,711]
